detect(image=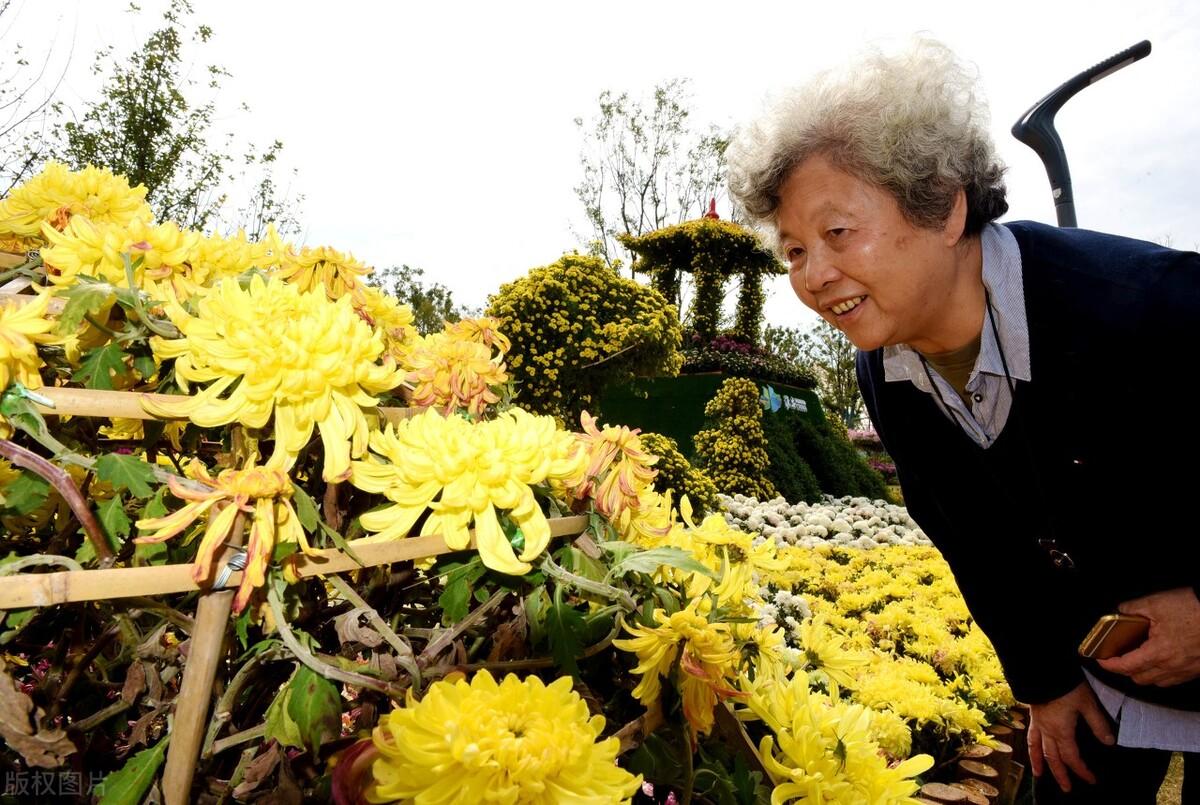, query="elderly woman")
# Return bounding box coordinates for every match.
[727,40,1200,803]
